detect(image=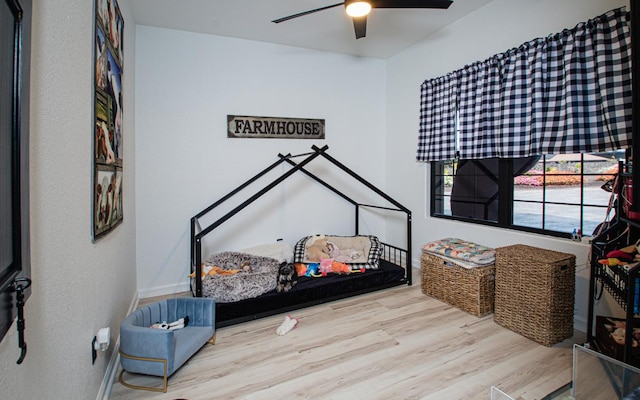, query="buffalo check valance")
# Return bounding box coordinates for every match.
[417,7,632,162]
